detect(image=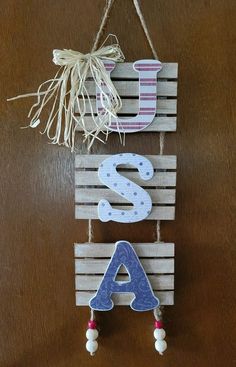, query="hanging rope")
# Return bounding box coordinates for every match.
[132,0,165,242]
[91,0,115,52]
[86,0,165,251]
[90,308,95,321]
[156,130,165,242]
[87,137,94,244]
[133,0,159,60]
[86,0,116,320]
[153,306,163,321]
[86,0,116,248]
